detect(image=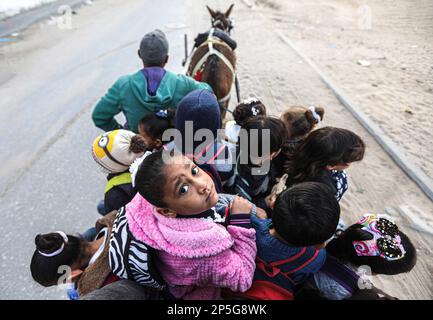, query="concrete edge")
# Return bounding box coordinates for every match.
[276,30,433,203]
